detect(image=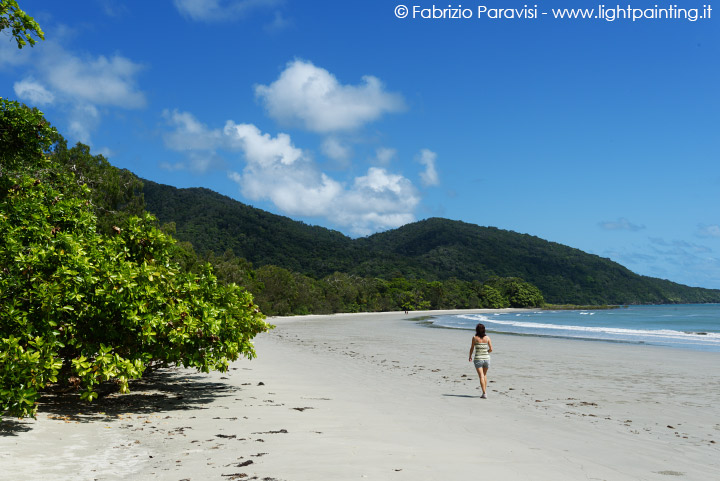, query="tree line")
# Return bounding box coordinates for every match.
[178,247,545,316]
